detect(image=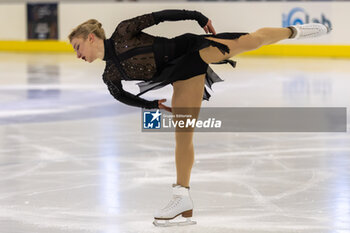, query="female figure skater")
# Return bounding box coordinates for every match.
[68,9,330,227]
